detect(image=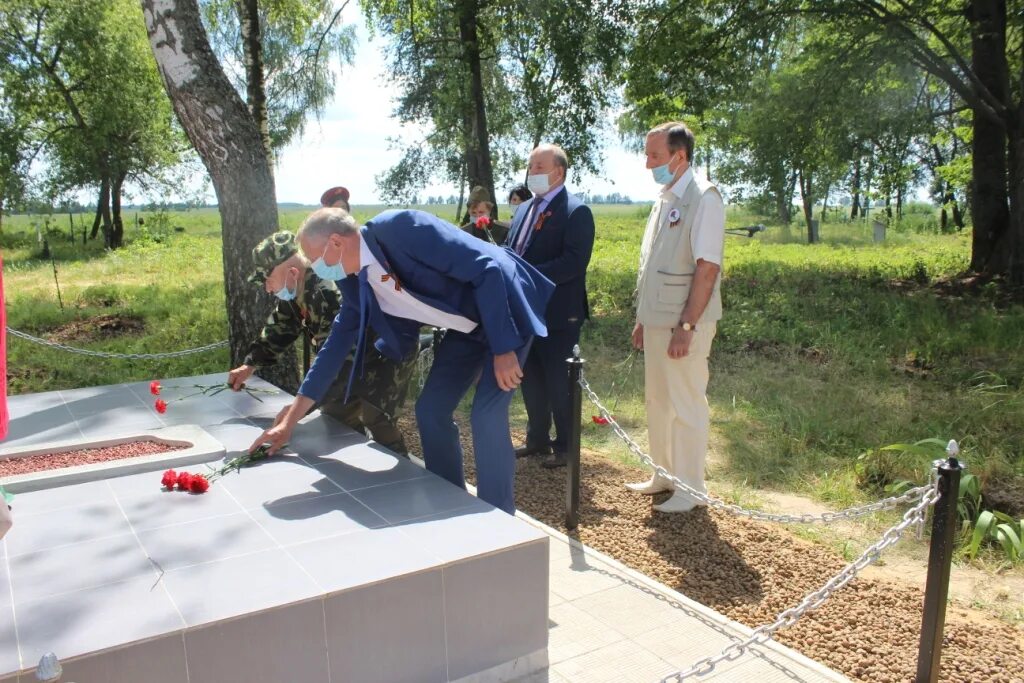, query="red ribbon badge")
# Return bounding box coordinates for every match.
[534,211,553,232]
